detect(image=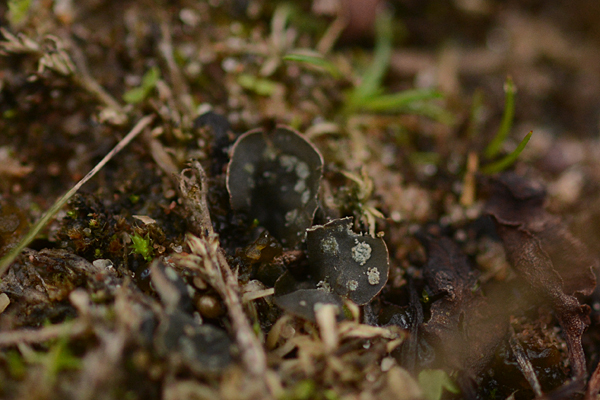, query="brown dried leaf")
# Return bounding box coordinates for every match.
[419,236,508,376]
[484,172,598,378]
[485,173,597,296]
